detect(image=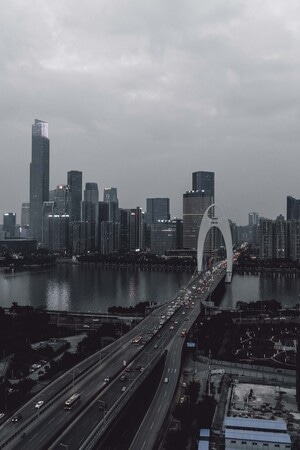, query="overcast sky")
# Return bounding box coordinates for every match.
[1,0,300,225]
